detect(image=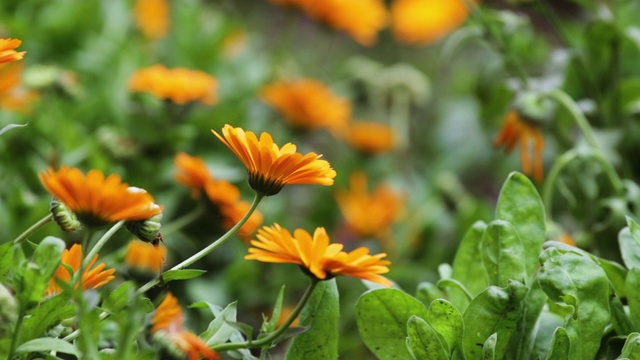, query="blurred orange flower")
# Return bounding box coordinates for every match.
[391,0,473,45]
[336,172,404,242]
[45,244,115,297]
[125,240,167,273]
[212,124,337,196]
[0,38,25,64]
[246,223,392,286]
[260,79,350,133]
[152,293,220,360]
[559,232,576,247]
[219,200,264,242]
[0,63,39,113]
[134,0,170,40]
[494,110,545,182]
[174,152,213,198]
[341,121,396,155]
[39,166,162,228]
[129,65,218,105]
